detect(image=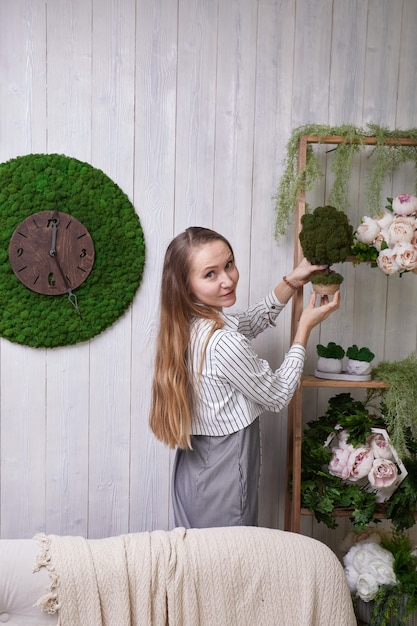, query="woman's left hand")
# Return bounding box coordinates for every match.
[286,258,327,288]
